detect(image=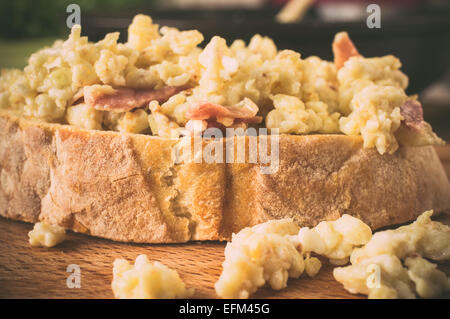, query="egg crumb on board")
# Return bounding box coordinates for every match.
[289,214,373,265]
[215,214,372,299]
[111,254,194,299]
[333,210,450,299]
[28,222,66,248]
[214,219,306,299]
